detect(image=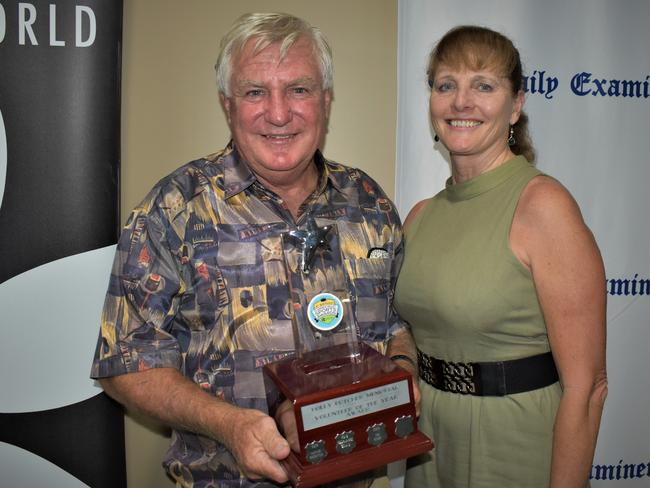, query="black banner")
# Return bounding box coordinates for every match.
[0,1,125,486]
[0,0,121,281]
